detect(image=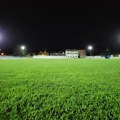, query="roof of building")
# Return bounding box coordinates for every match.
[65,49,78,51]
